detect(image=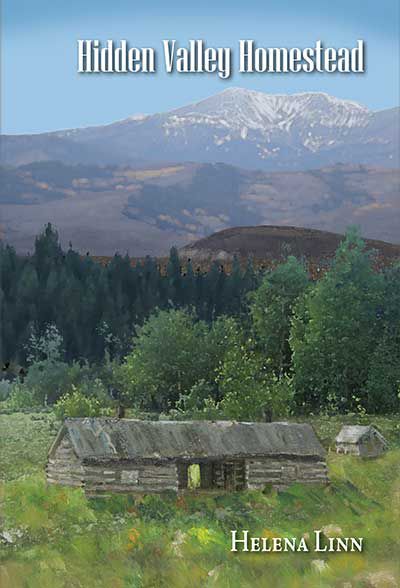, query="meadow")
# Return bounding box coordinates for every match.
[0,412,399,588]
